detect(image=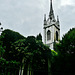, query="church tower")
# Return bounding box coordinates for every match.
[43,0,60,50]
